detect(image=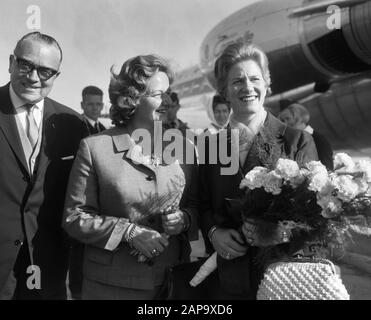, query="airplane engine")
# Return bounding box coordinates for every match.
[199,0,371,95]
